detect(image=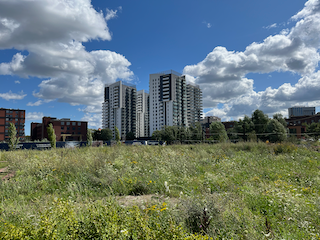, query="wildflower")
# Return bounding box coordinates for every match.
[164,181,170,193]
